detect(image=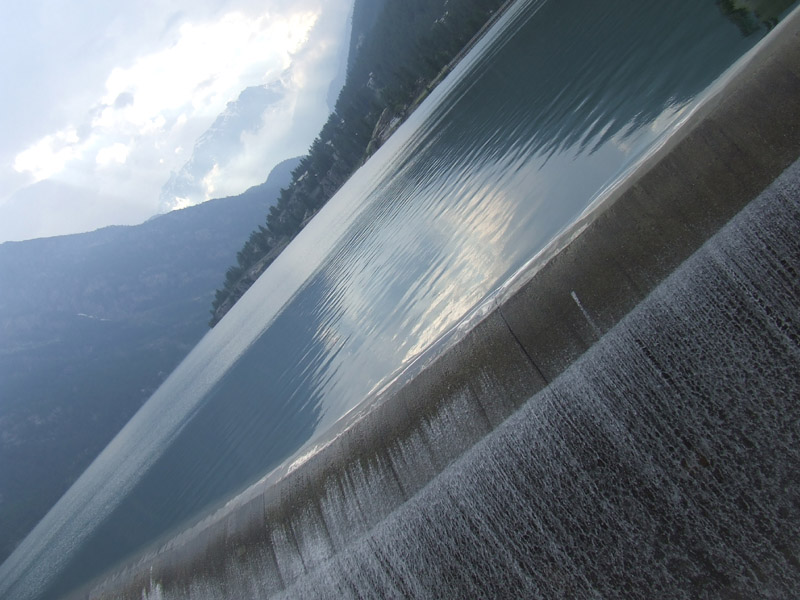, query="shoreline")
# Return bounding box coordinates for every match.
[363,0,518,159]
